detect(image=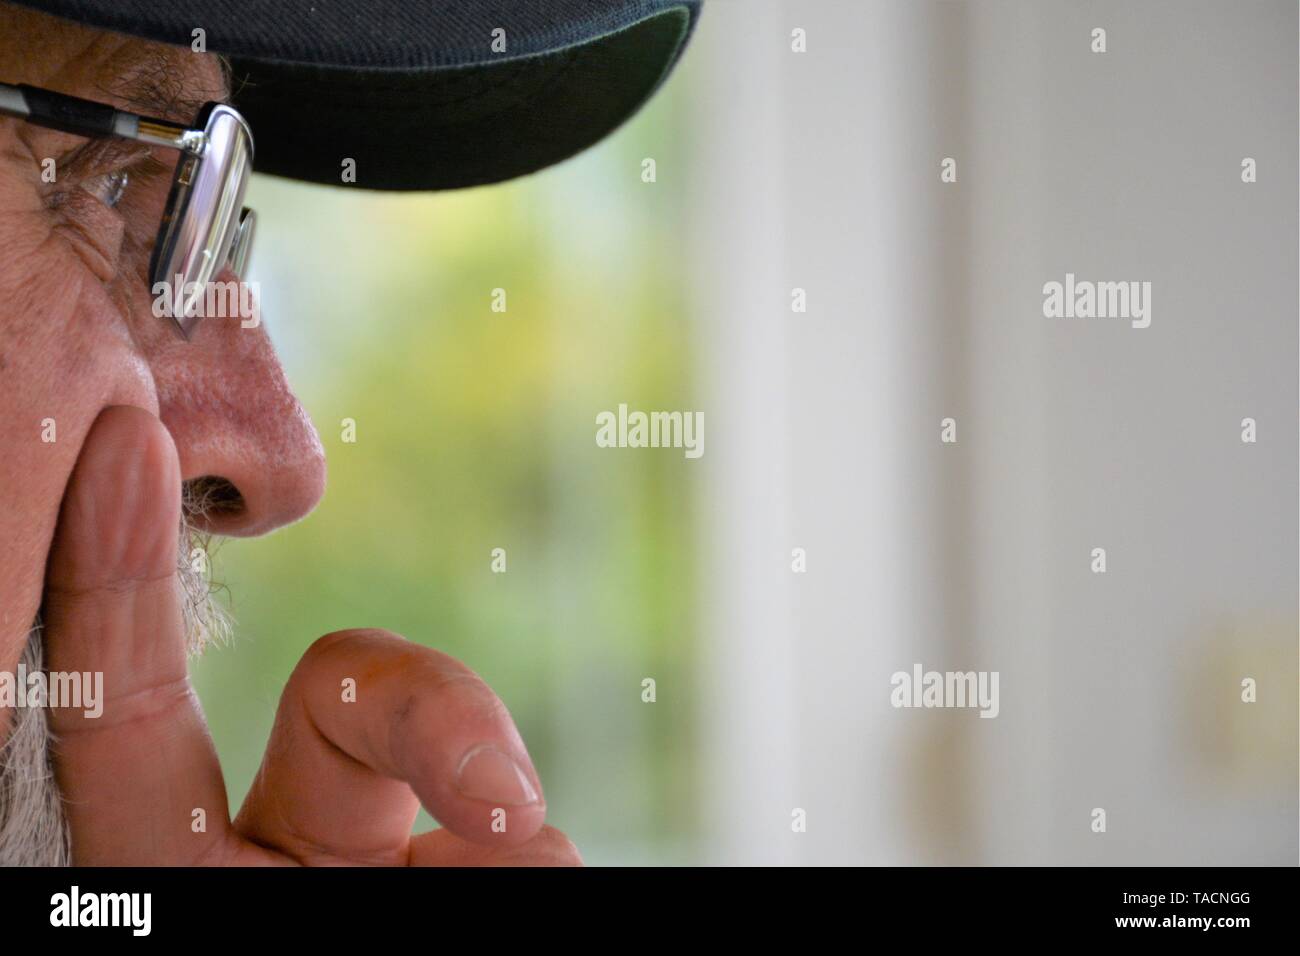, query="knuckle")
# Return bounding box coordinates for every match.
[387,671,492,739]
